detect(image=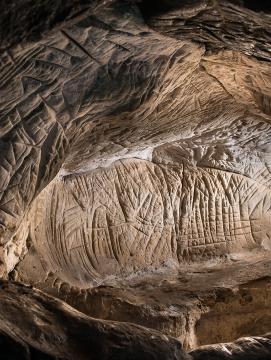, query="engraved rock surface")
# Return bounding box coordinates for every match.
[1,0,271,358]
[1,0,271,278]
[30,159,271,286]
